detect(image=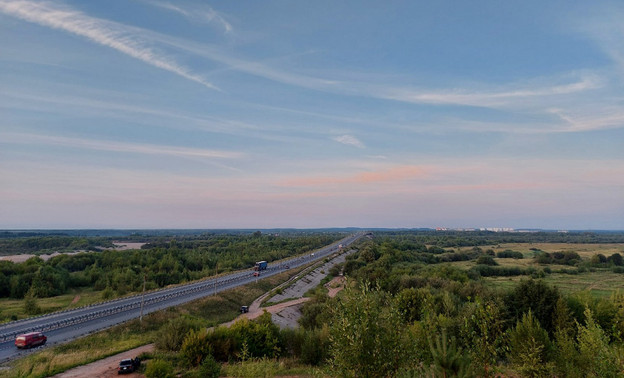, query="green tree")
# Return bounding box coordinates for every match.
[329,283,405,377]
[427,330,473,378]
[396,287,431,323]
[507,310,553,377]
[576,307,619,377]
[23,290,41,315]
[504,279,560,334]
[461,299,504,377]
